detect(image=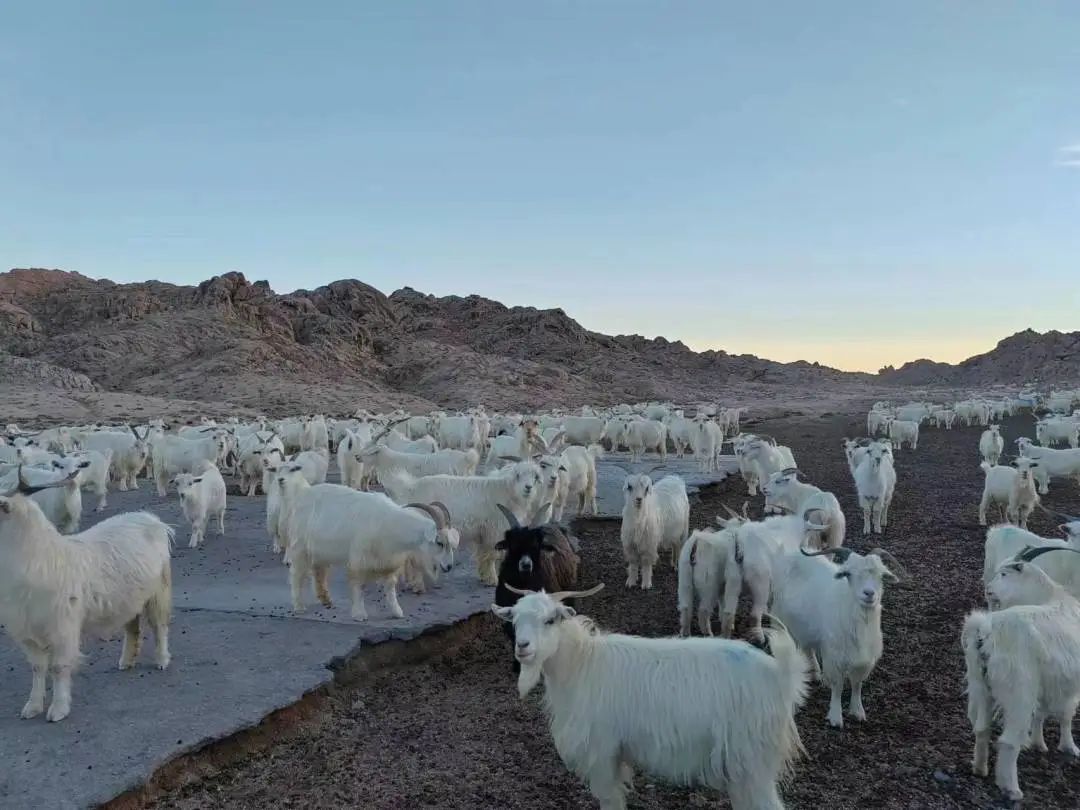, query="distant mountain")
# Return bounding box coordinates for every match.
[879,329,1080,387]
[3,268,1075,413]
[0,268,863,413]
